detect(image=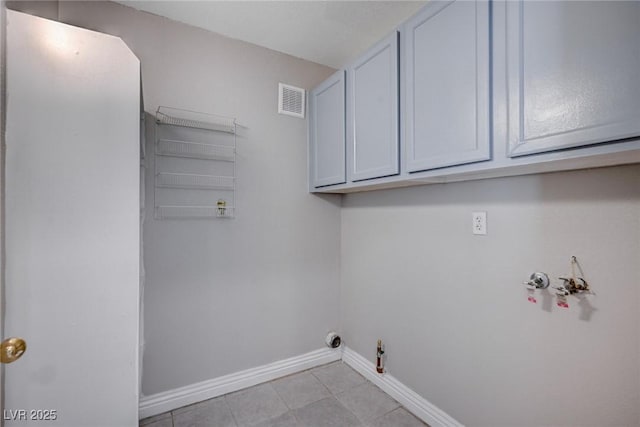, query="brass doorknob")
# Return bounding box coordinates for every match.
[1,337,27,364]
